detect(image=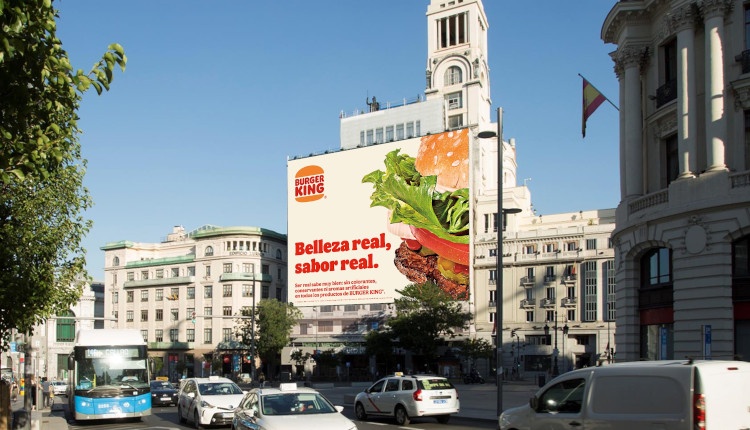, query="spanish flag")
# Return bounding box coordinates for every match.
[582,77,606,137]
